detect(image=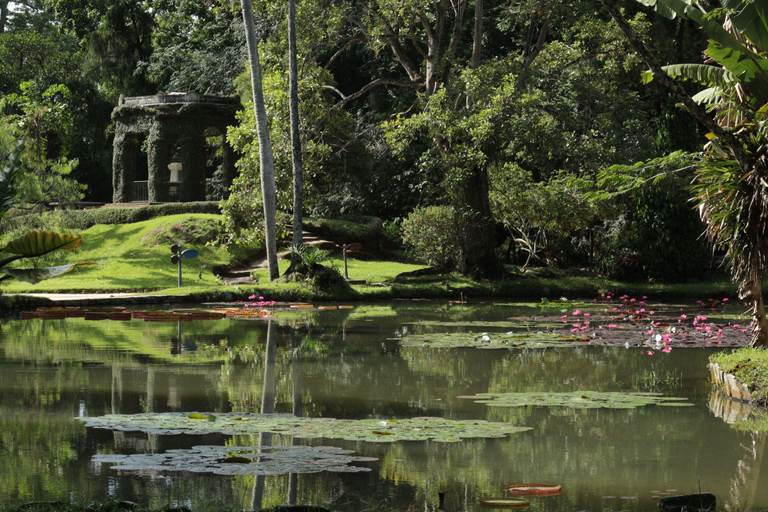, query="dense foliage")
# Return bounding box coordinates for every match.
[0,0,725,281]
